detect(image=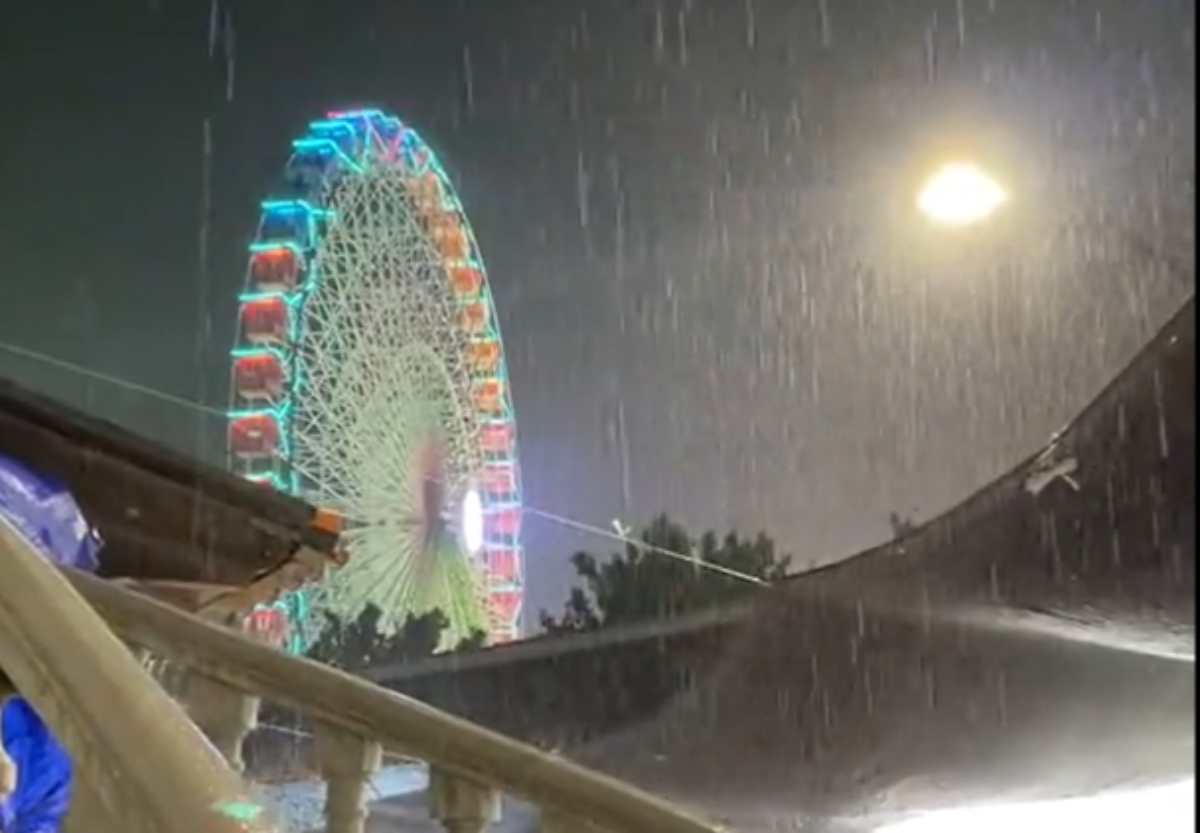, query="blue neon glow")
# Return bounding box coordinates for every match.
[294,144,361,172]
[376,116,403,140]
[240,277,315,302]
[292,138,363,172]
[261,199,311,212]
[244,472,289,490]
[229,399,291,419]
[238,290,291,303]
[308,119,357,134]
[307,120,362,158]
[260,199,333,220]
[292,138,337,152]
[249,241,303,256]
[230,346,287,361]
[232,348,277,359]
[327,108,385,120]
[227,407,279,420]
